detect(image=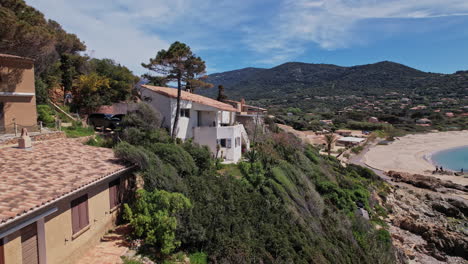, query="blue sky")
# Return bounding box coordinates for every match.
[29,0,468,75]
